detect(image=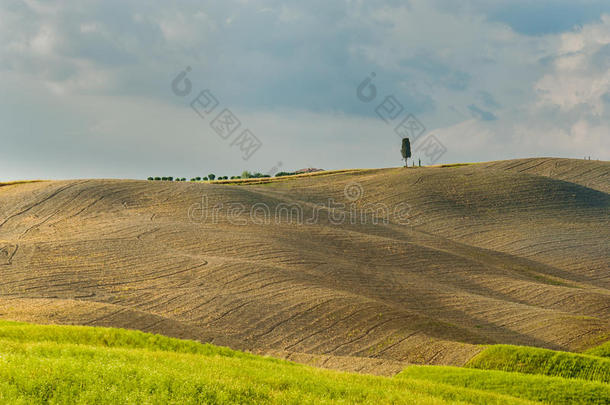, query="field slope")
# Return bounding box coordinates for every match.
[398,365,609,405]
[0,320,579,404]
[0,158,608,374]
[3,320,609,404]
[465,344,610,383]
